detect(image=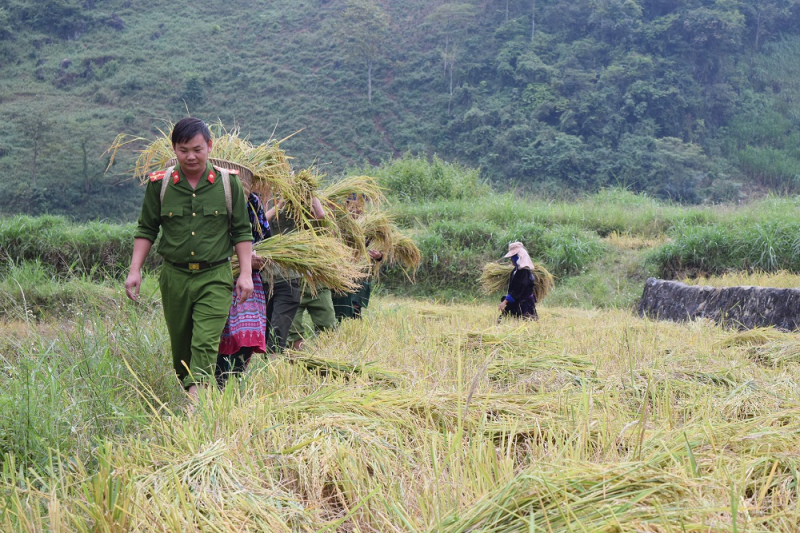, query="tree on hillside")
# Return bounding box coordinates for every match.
[336,0,391,104]
[69,122,109,195]
[425,3,478,107]
[741,0,800,50]
[14,0,95,39]
[587,0,642,45]
[15,109,54,188]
